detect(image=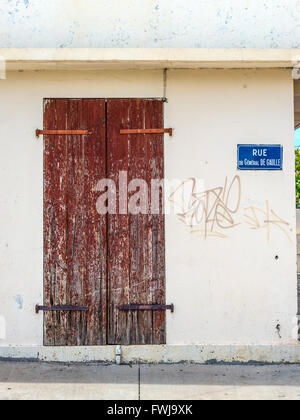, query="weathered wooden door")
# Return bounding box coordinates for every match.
[43,98,165,346]
[107,99,165,345]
